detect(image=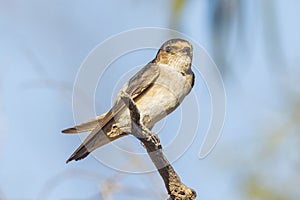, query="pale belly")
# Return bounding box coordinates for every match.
[116,66,192,130]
